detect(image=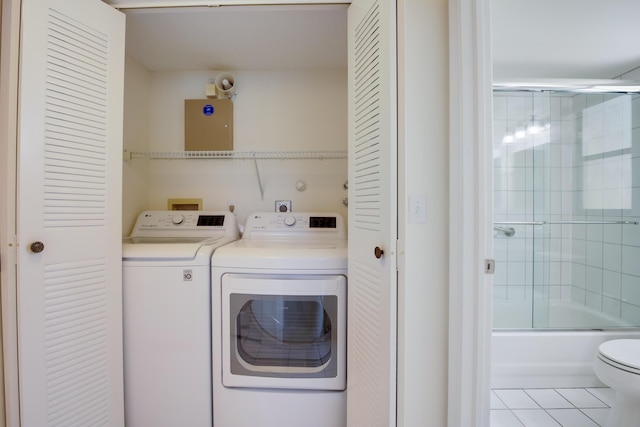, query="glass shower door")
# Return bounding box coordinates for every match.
[493,91,551,328]
[493,89,640,330]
